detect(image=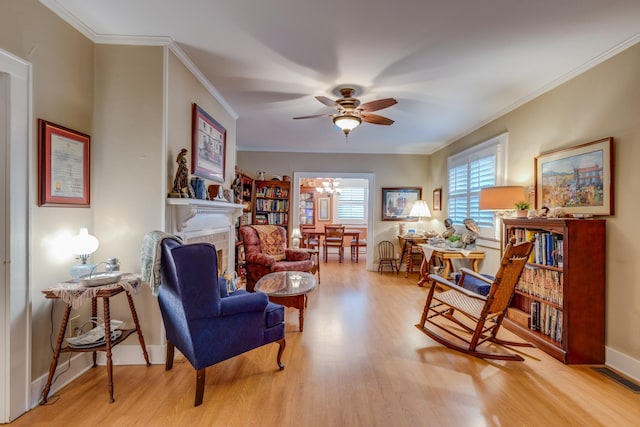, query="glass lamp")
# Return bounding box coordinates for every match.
[290,228,302,249]
[69,228,99,282]
[333,114,361,137]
